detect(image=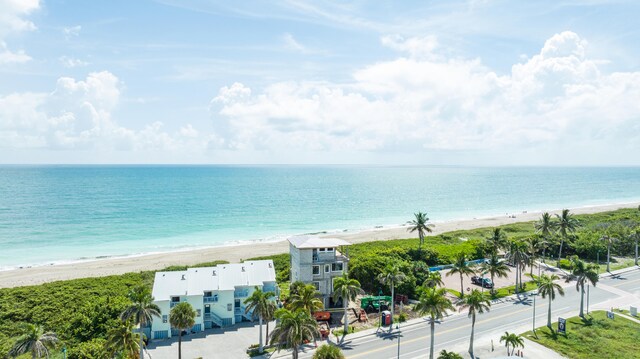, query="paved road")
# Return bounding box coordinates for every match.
[294,267,640,359]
